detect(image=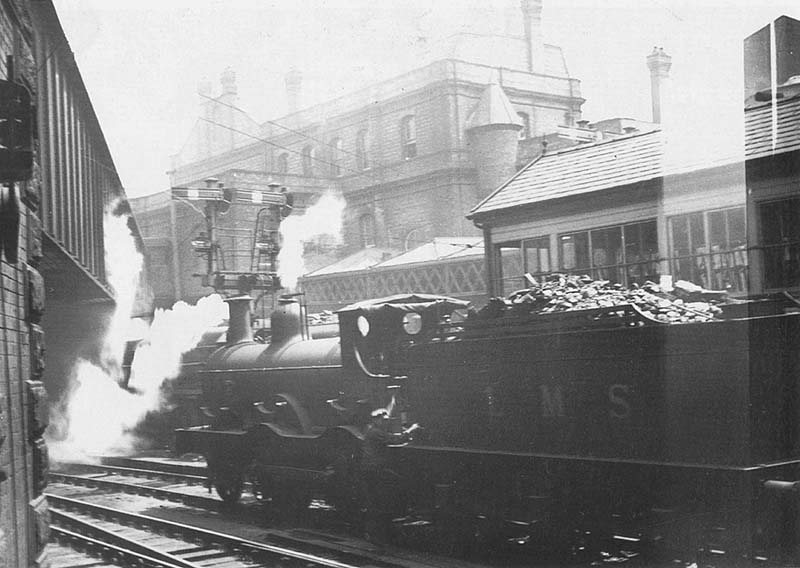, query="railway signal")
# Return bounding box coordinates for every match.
[171,178,289,295]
